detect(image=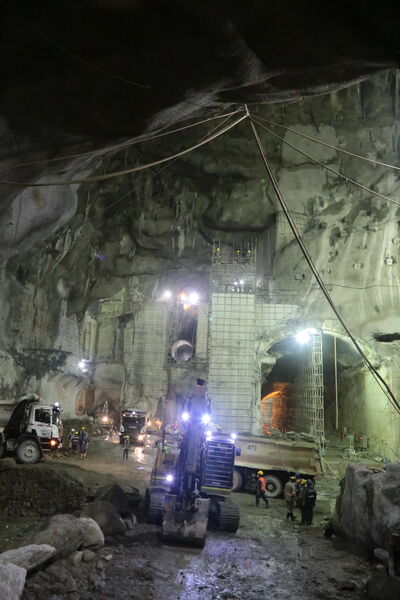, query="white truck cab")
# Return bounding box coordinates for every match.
[0,395,63,464]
